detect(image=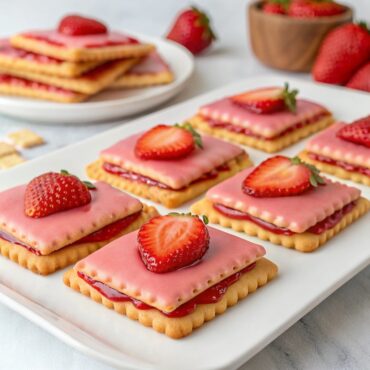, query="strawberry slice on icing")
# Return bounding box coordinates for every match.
[337,115,370,148]
[242,155,325,197]
[230,83,298,114]
[57,15,108,36]
[137,213,210,273]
